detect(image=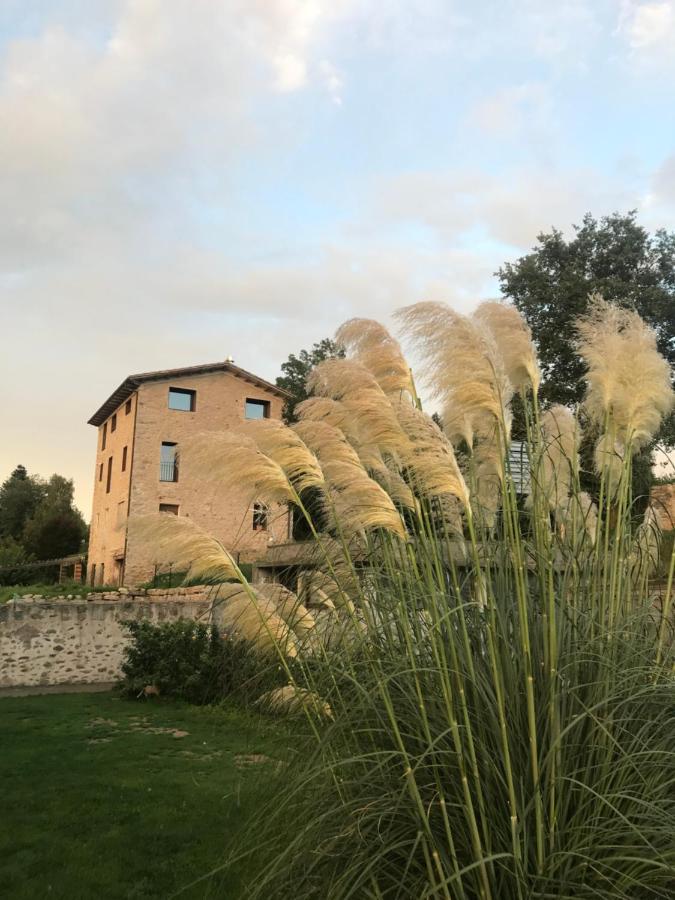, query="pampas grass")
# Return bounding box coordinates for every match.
[396,301,513,448]
[474,300,541,392]
[308,358,410,459]
[394,400,470,508]
[335,318,414,397]
[531,404,579,512]
[257,684,333,719]
[185,431,296,503]
[243,420,325,495]
[135,297,674,900]
[214,589,299,658]
[576,294,674,450]
[128,513,240,583]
